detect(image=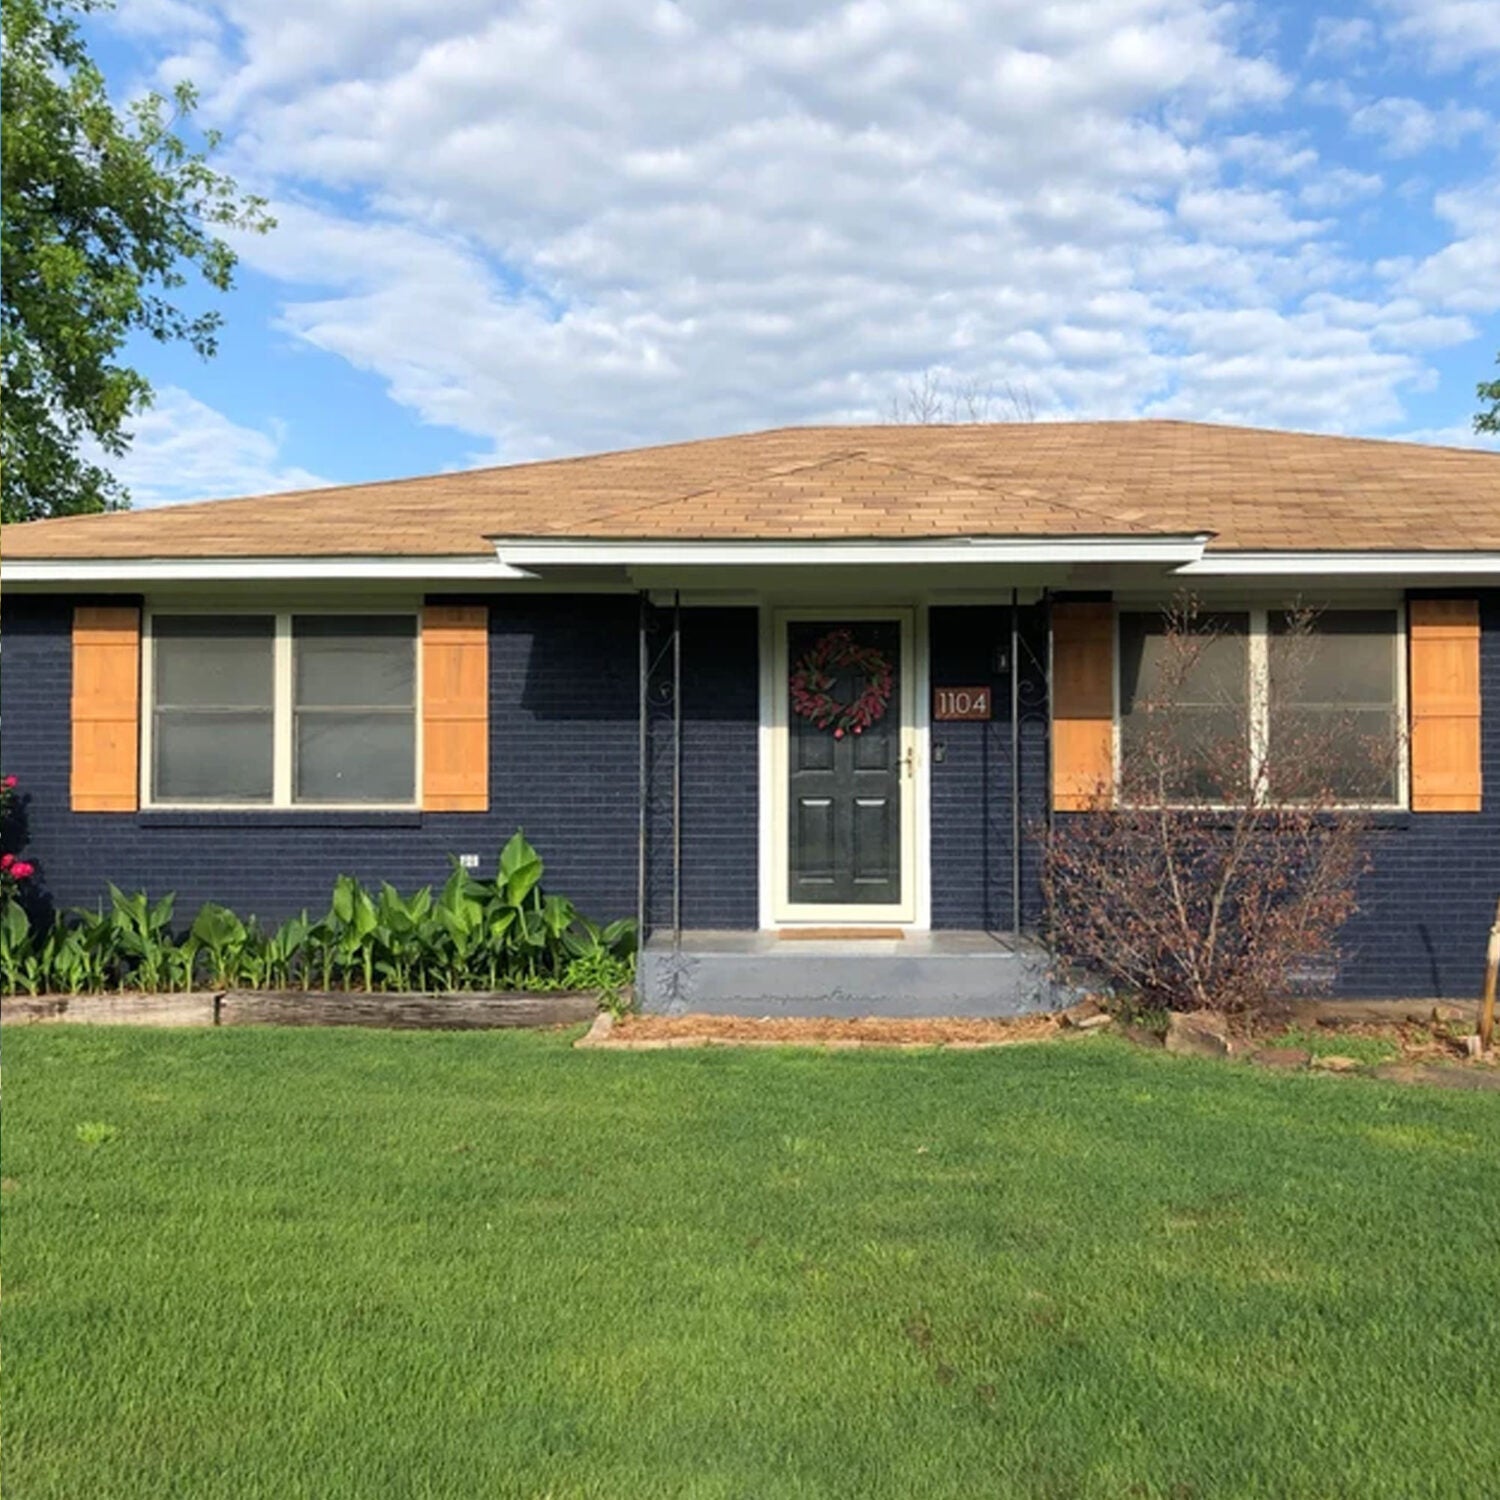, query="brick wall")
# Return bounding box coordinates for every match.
[1331,590,1500,997]
[644,604,760,930]
[0,595,643,928]
[928,603,1049,931]
[4,590,1495,995]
